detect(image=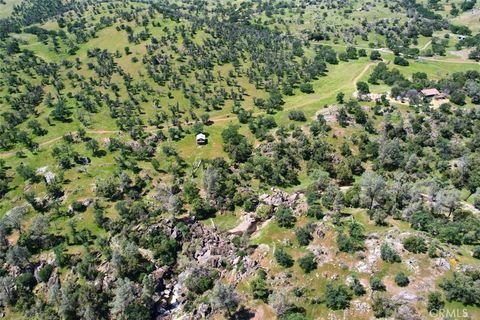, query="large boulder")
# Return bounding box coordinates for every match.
[228,212,257,236]
[392,292,422,303]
